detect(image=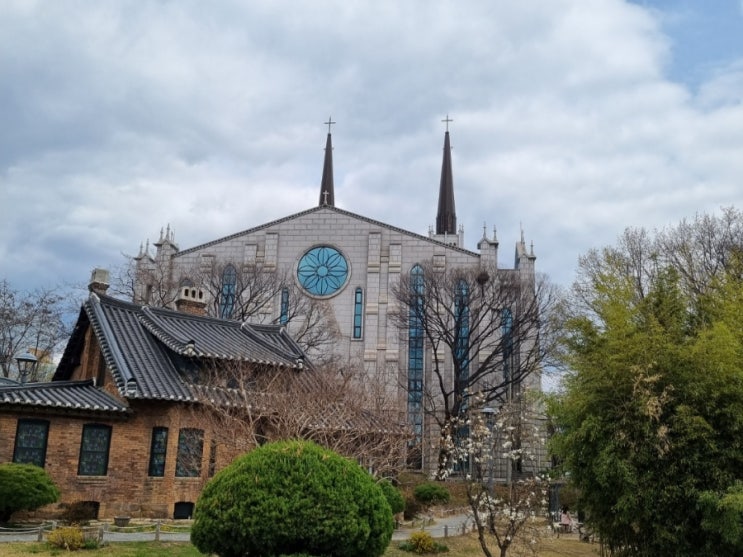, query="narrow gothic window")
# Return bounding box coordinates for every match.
[454,280,470,381]
[175,428,203,477]
[502,308,514,385]
[454,280,471,471]
[78,424,112,476]
[407,265,425,469]
[13,419,50,468]
[353,287,363,339]
[280,287,289,325]
[148,427,168,477]
[219,265,237,319]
